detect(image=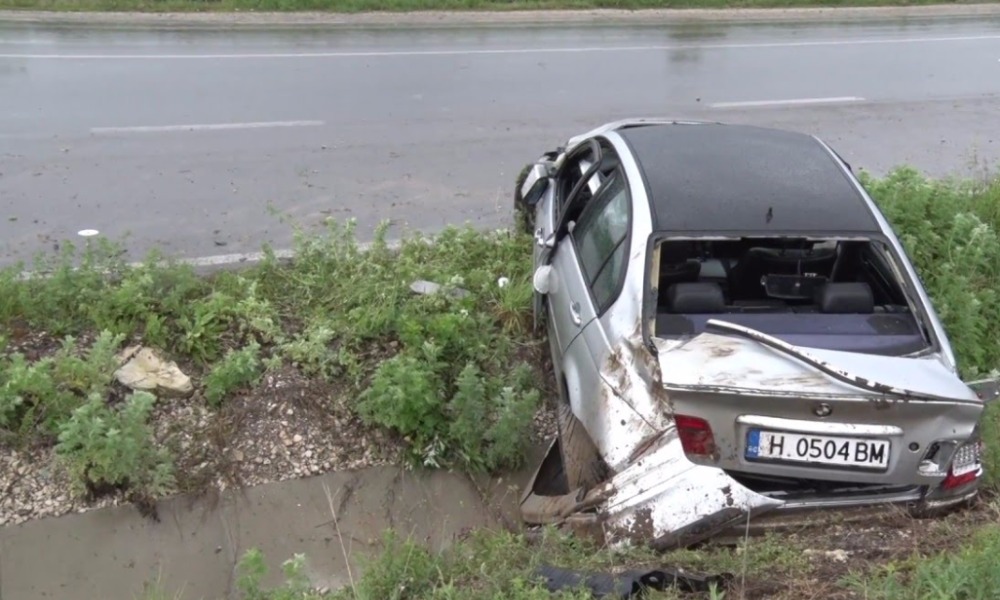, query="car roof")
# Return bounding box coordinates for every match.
[615,123,882,235]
